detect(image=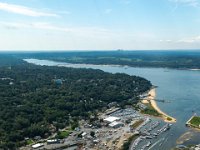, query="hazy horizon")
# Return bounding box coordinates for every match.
[1,49,200,52]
